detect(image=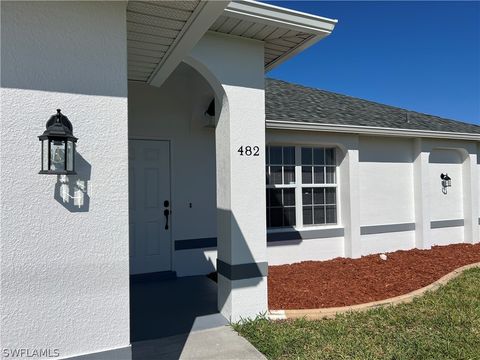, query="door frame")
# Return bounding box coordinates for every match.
[128,137,174,273]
